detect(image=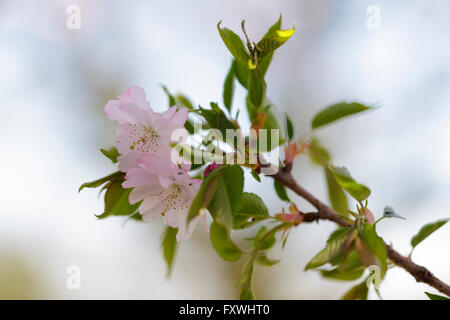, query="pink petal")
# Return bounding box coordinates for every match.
[117,152,142,172]
[158,176,174,189]
[118,103,153,125]
[118,86,149,108]
[128,185,161,204]
[159,106,177,120]
[170,107,189,127]
[123,168,159,188]
[104,100,130,124]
